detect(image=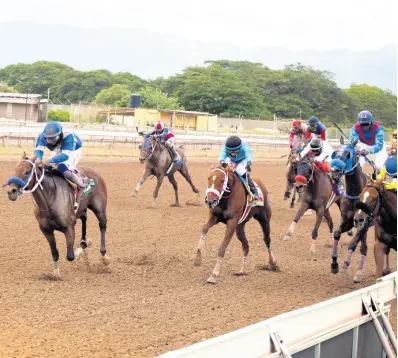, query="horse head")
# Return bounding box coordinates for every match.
[205,165,231,209]
[354,178,384,229]
[330,139,359,180]
[139,136,155,163]
[6,152,38,201]
[294,157,314,193]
